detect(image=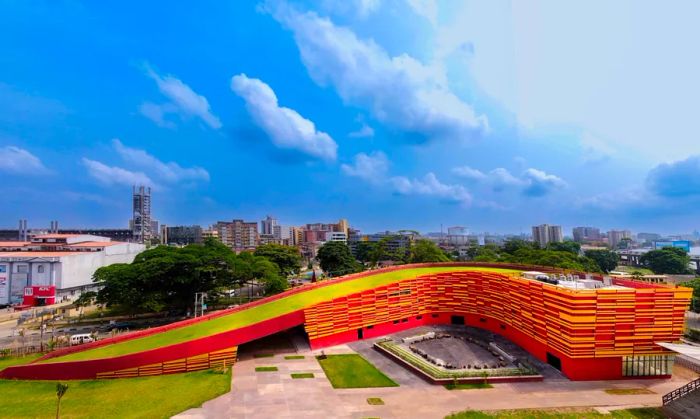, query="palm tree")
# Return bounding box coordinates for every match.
[55,383,68,419]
